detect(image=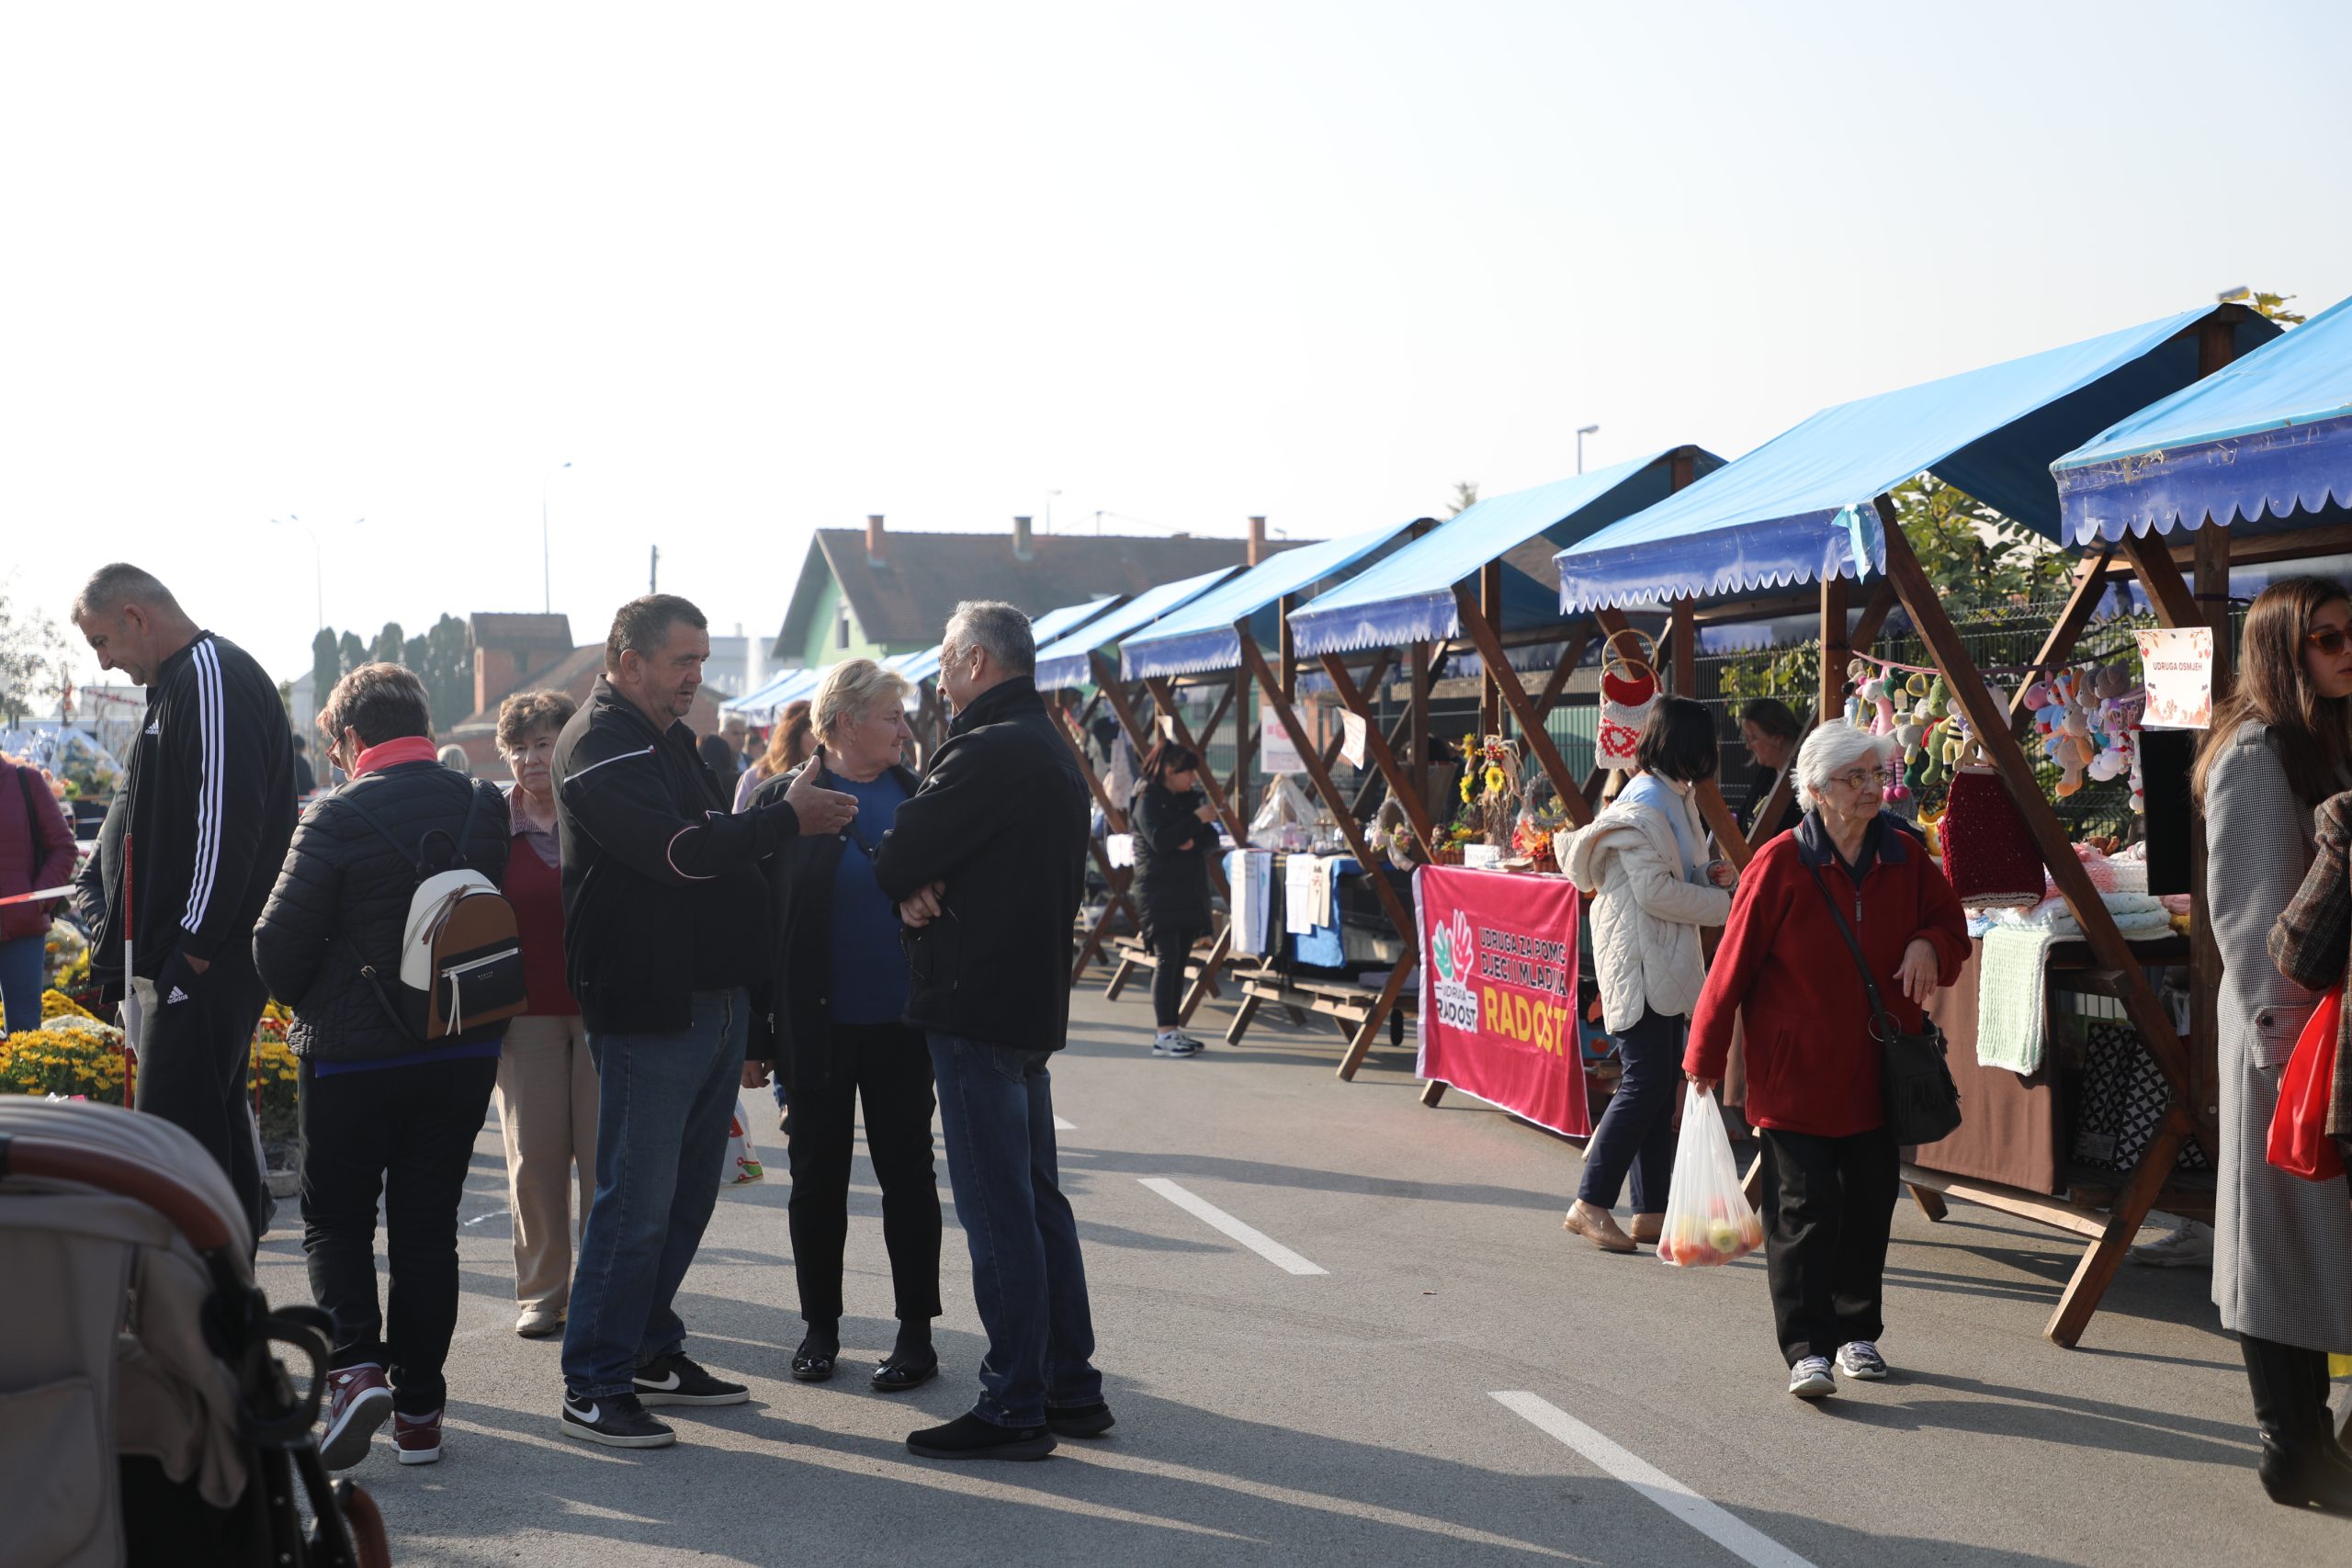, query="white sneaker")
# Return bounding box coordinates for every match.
[1835,1341,1888,1381]
[2128,1222,2212,1269]
[1787,1356,1835,1399]
[1151,1033,1204,1057]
